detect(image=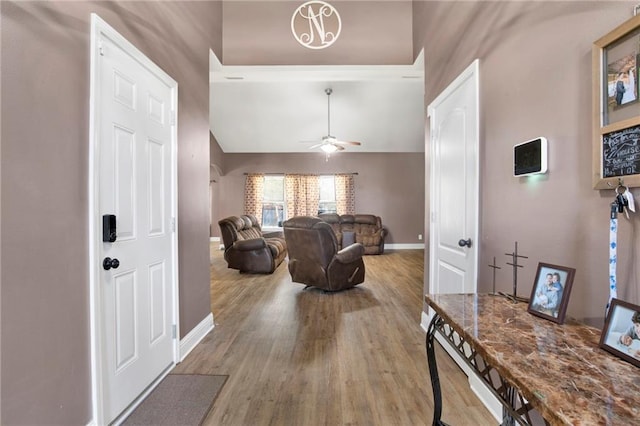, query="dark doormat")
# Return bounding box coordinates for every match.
[121,374,228,426]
